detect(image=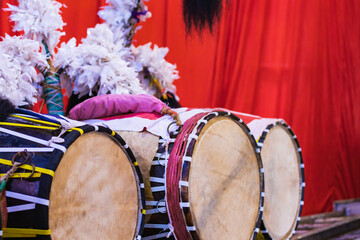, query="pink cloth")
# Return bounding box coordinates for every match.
[102,112,163,121]
[68,94,168,120]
